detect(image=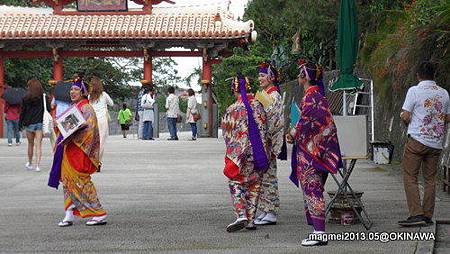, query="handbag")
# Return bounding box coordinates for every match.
[176,114,182,123]
[192,112,201,122]
[42,93,53,136]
